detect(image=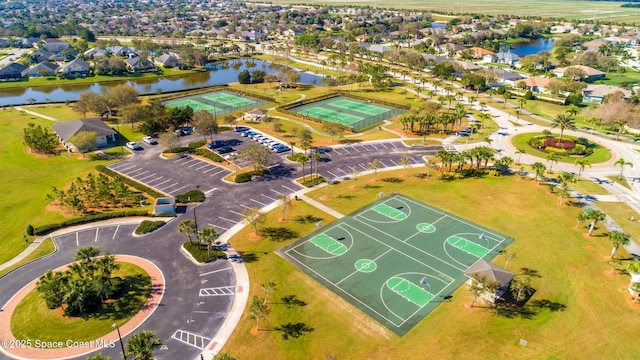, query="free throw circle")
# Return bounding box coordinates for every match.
[355,259,377,273]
